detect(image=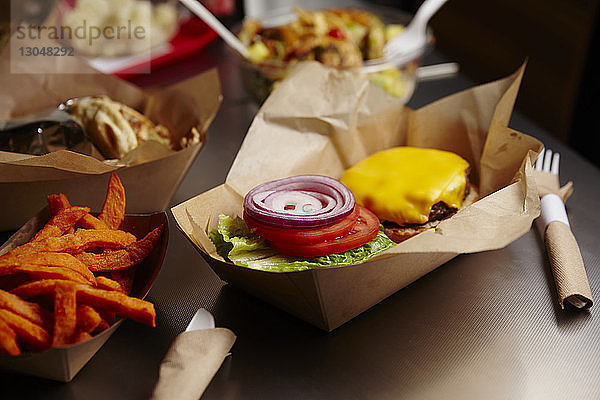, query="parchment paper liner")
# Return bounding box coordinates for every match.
[0,32,221,230]
[172,62,543,331]
[0,210,168,381]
